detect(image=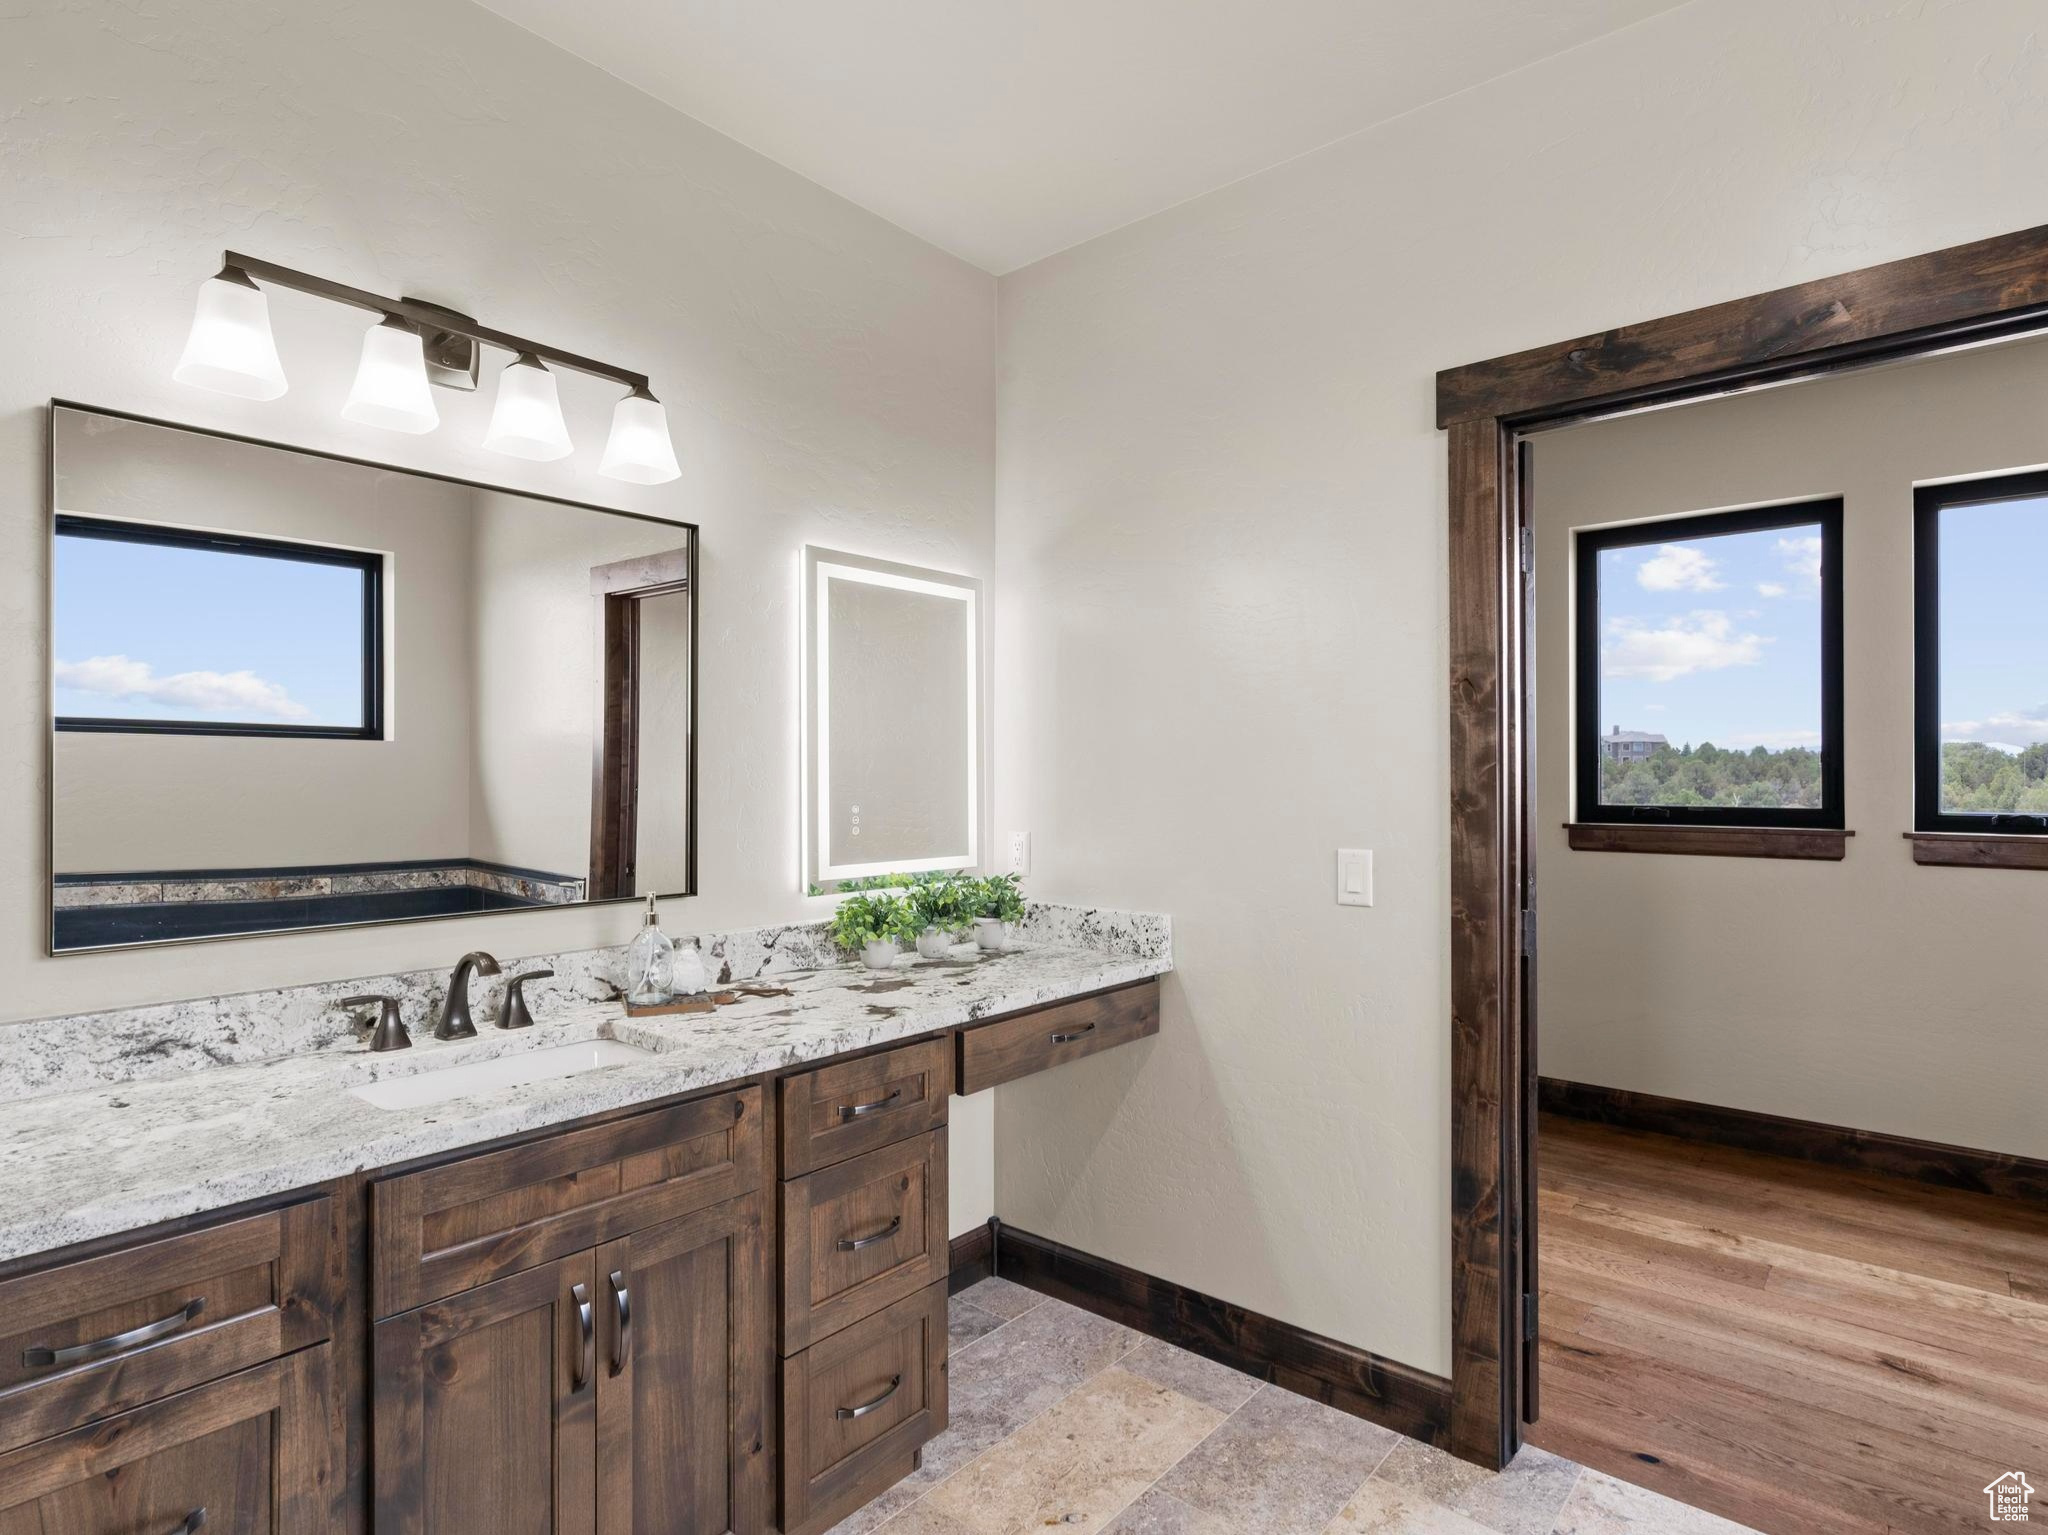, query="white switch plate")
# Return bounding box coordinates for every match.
[1336,848,1373,907]
[1008,831,1031,875]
